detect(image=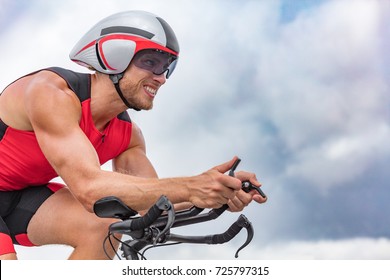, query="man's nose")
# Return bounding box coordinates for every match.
[153,73,167,84]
